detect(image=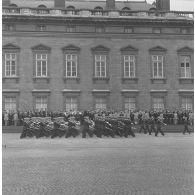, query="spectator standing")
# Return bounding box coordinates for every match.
[14,112,18,126]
